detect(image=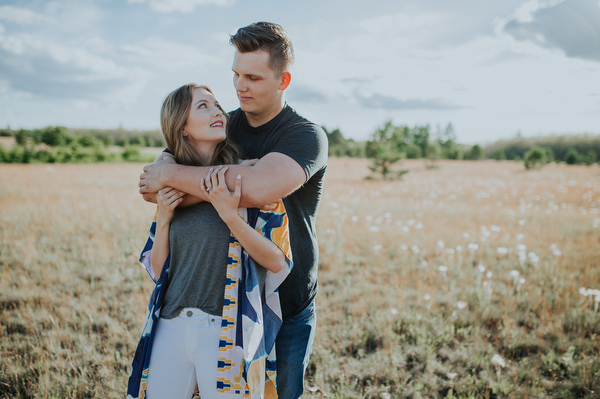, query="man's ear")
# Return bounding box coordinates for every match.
[279,72,291,91]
